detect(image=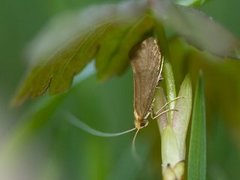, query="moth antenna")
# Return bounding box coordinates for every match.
[131,128,141,163]
[66,113,136,137]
